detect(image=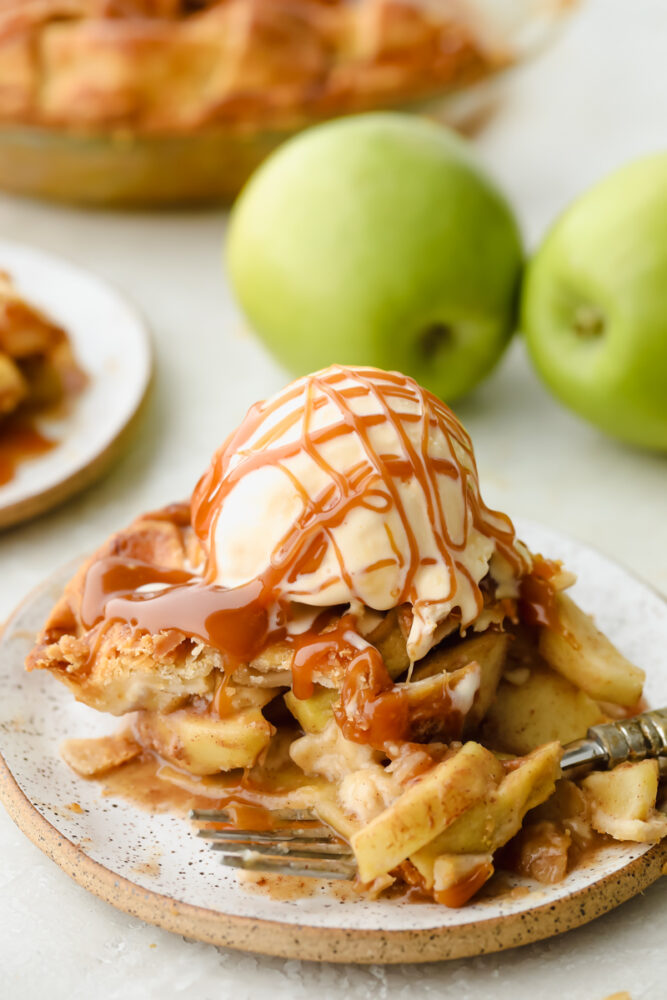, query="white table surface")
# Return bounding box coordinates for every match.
[1,1,666,997]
